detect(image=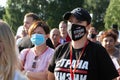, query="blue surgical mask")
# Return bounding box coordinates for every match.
[30,34,45,46]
